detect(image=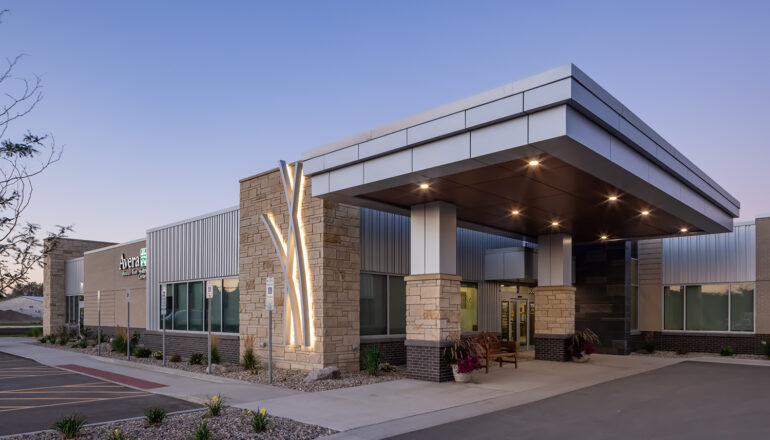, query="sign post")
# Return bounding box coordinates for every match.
[266,277,274,385]
[97,290,101,356]
[161,286,167,366]
[126,289,131,361]
[206,283,213,374]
